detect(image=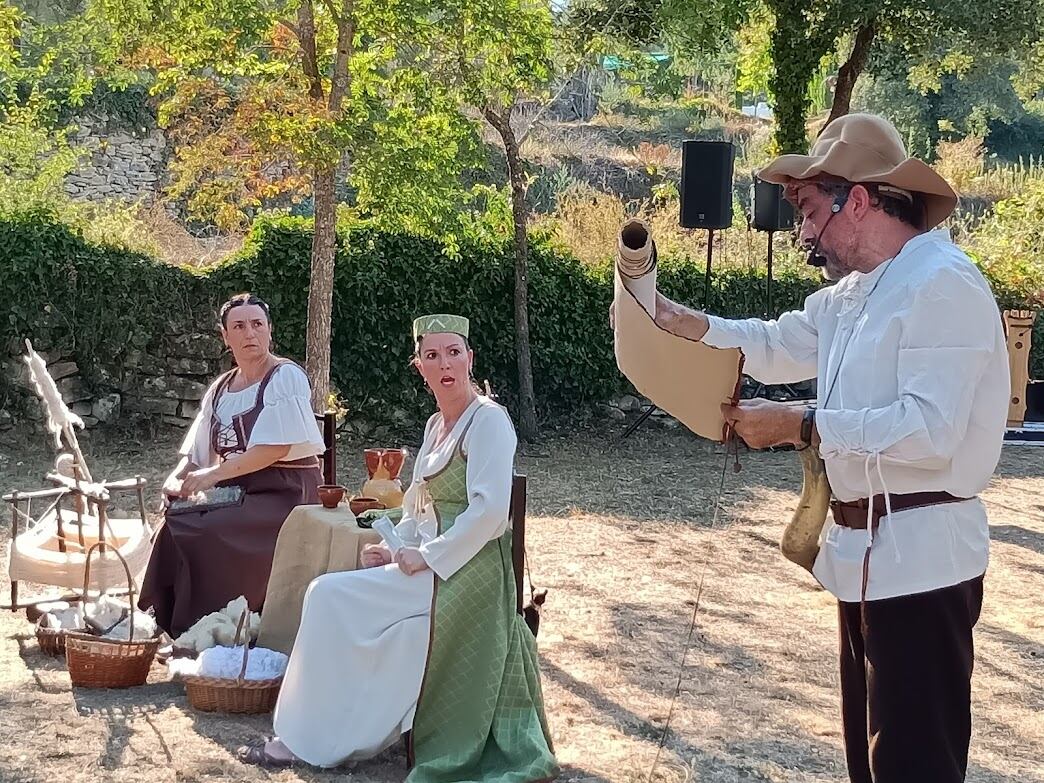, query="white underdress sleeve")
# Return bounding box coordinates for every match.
[247,363,326,460]
[393,413,440,544]
[418,403,516,580]
[179,376,223,467]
